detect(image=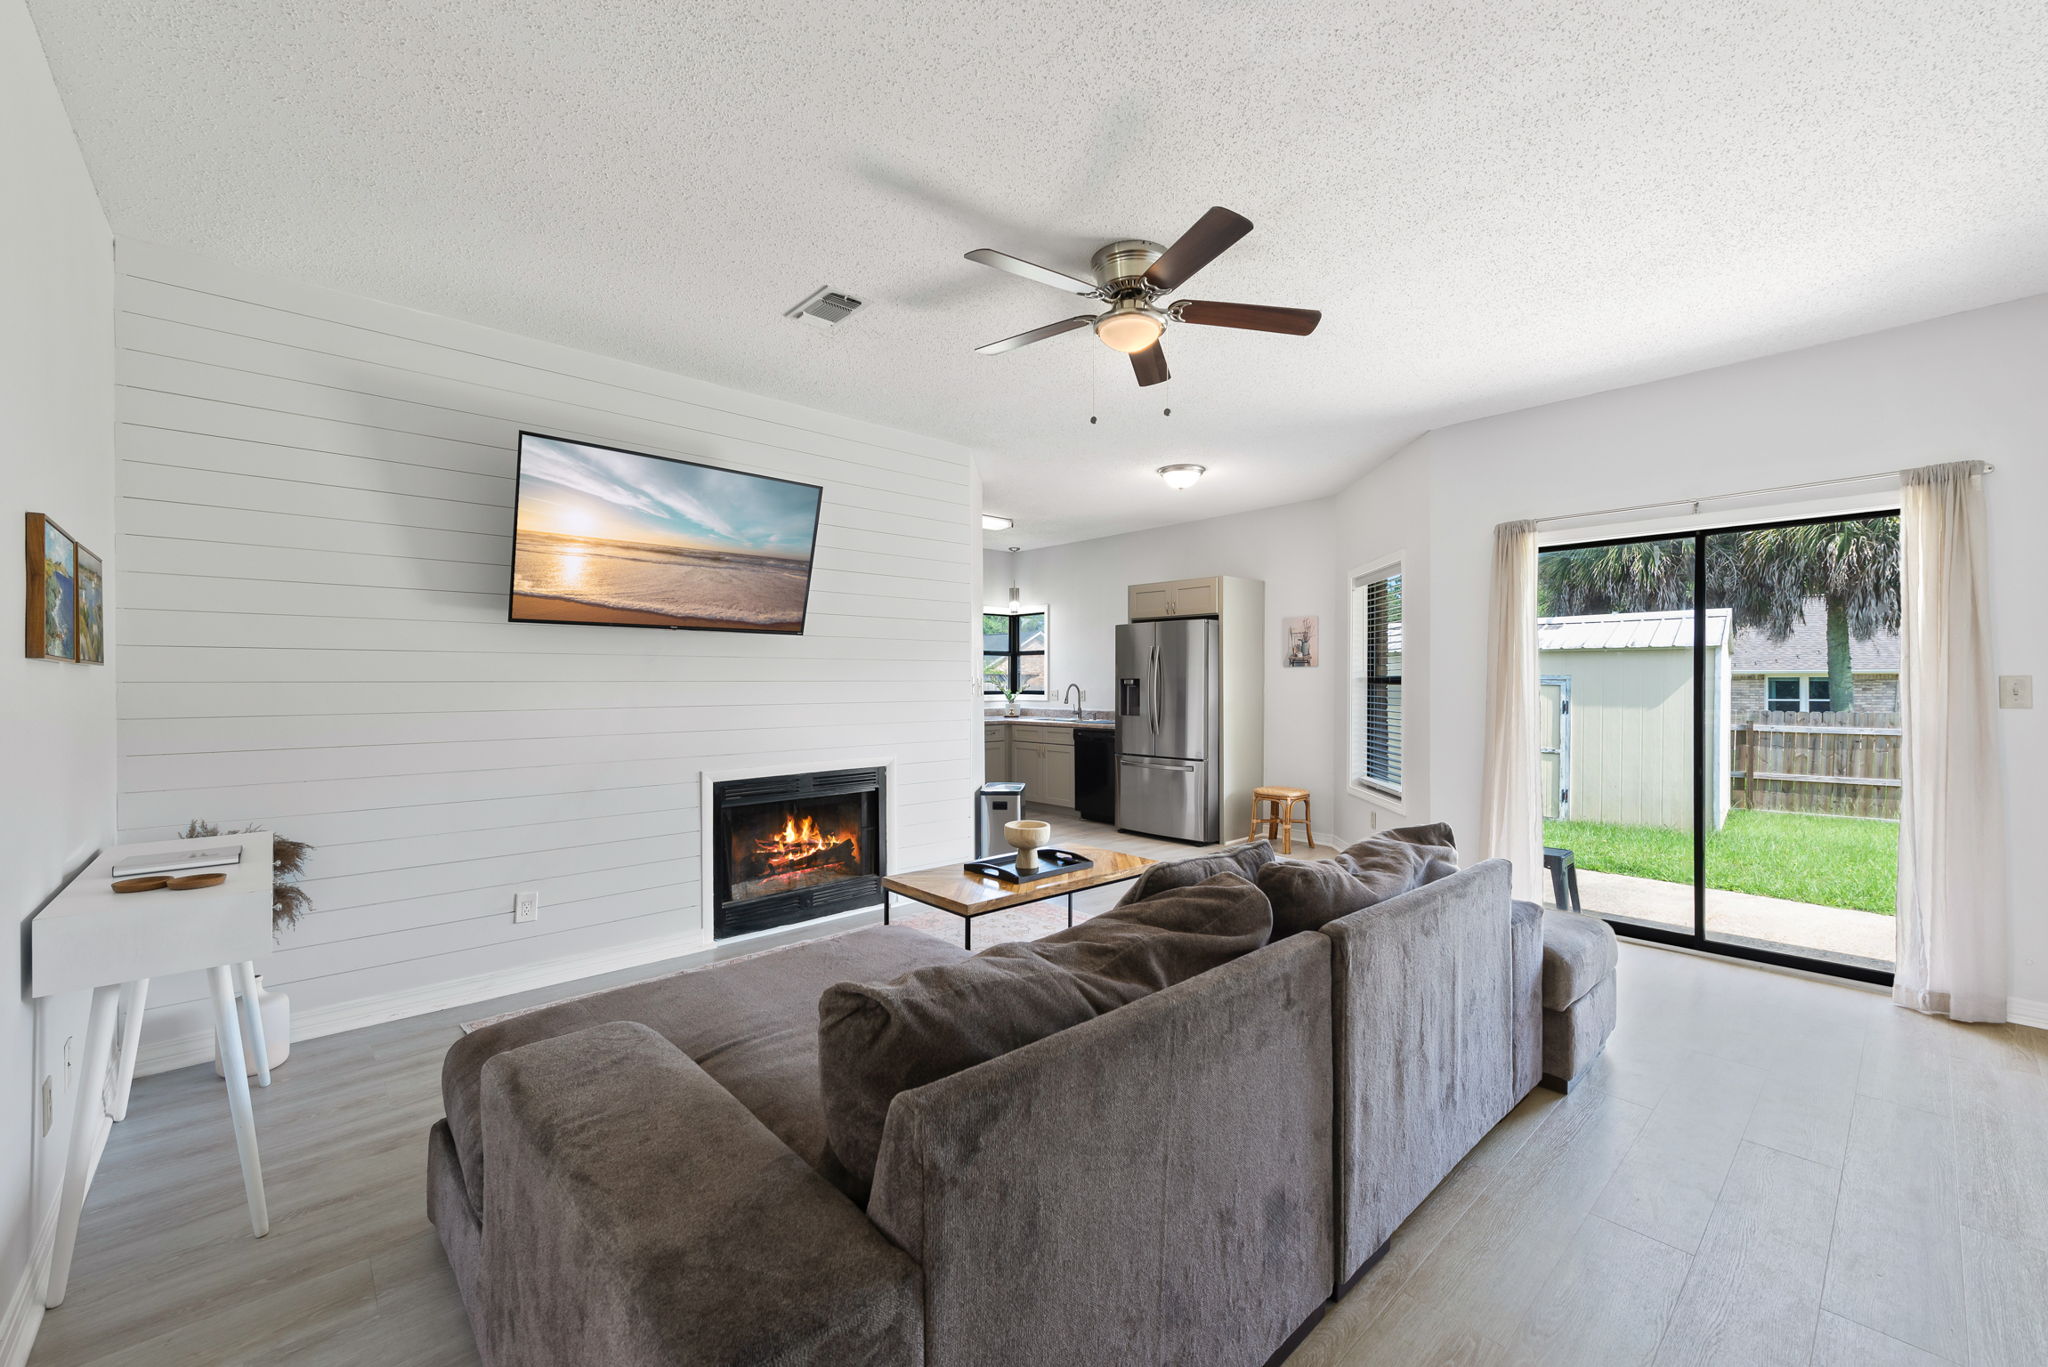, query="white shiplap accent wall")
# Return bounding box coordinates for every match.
[113,240,981,1069]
